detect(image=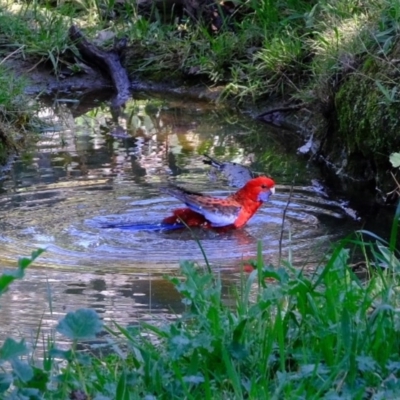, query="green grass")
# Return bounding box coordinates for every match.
[0,3,73,70]
[0,65,40,162]
[3,0,396,156]
[0,0,399,108]
[3,210,400,398]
